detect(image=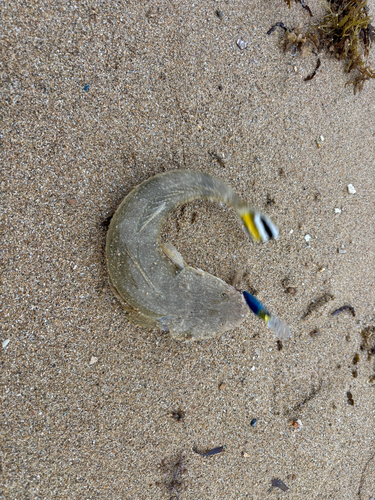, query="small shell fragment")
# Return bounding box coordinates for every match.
[347,184,356,194]
[334,208,342,214]
[2,339,10,349]
[305,234,311,242]
[237,38,248,50]
[89,356,98,365]
[289,418,303,431]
